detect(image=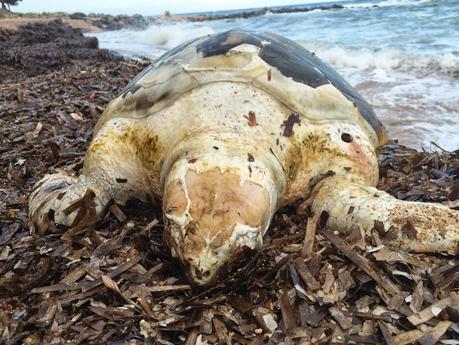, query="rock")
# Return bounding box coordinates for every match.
[69,12,87,20]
